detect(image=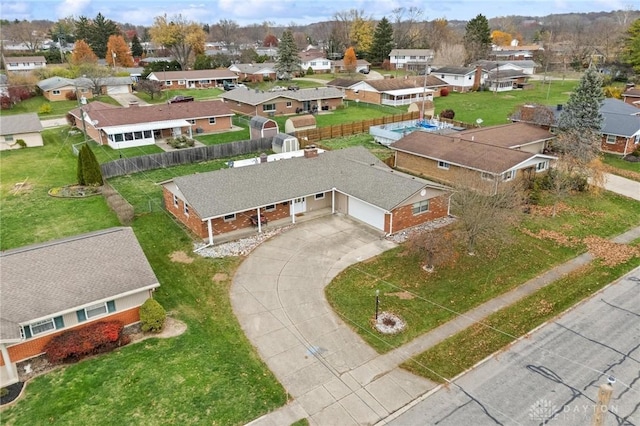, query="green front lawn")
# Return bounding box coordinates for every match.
[433,80,578,126]
[403,252,640,382]
[602,153,640,181]
[136,87,224,104]
[1,95,121,118]
[325,191,640,354]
